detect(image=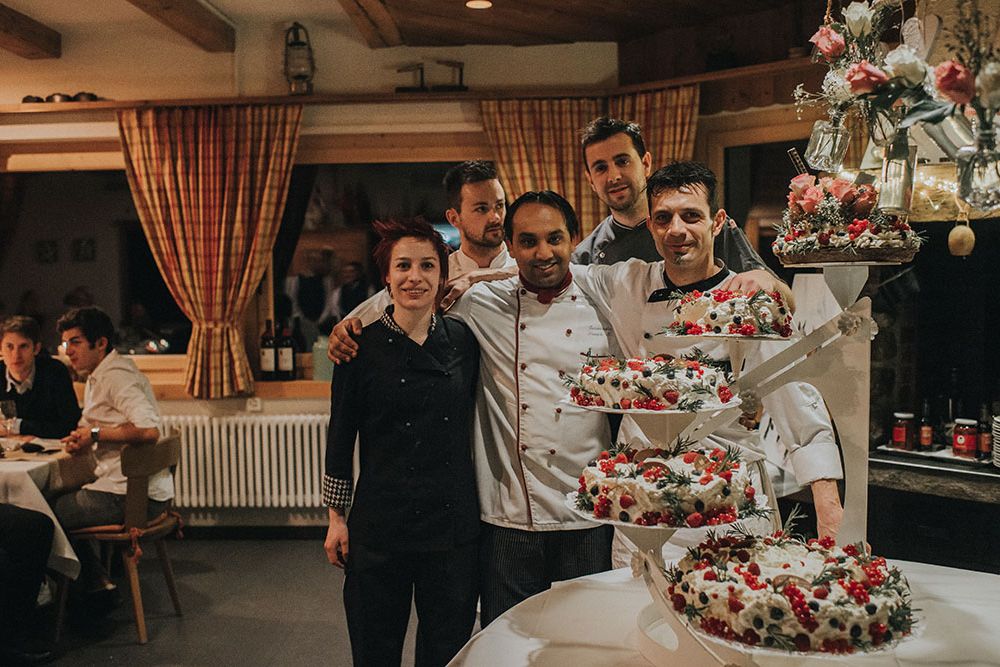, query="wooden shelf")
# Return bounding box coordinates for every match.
[0,57,820,116]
